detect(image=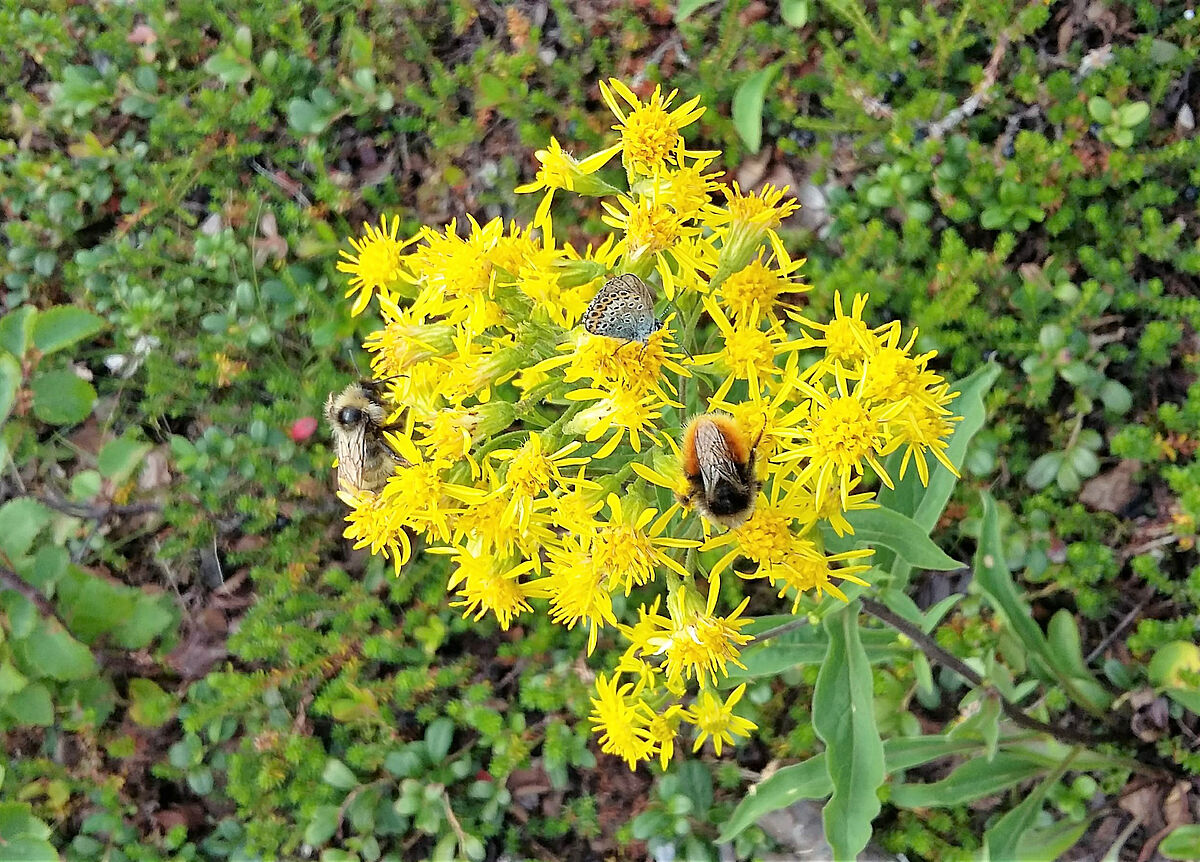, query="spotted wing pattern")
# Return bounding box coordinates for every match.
[582,274,662,343]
